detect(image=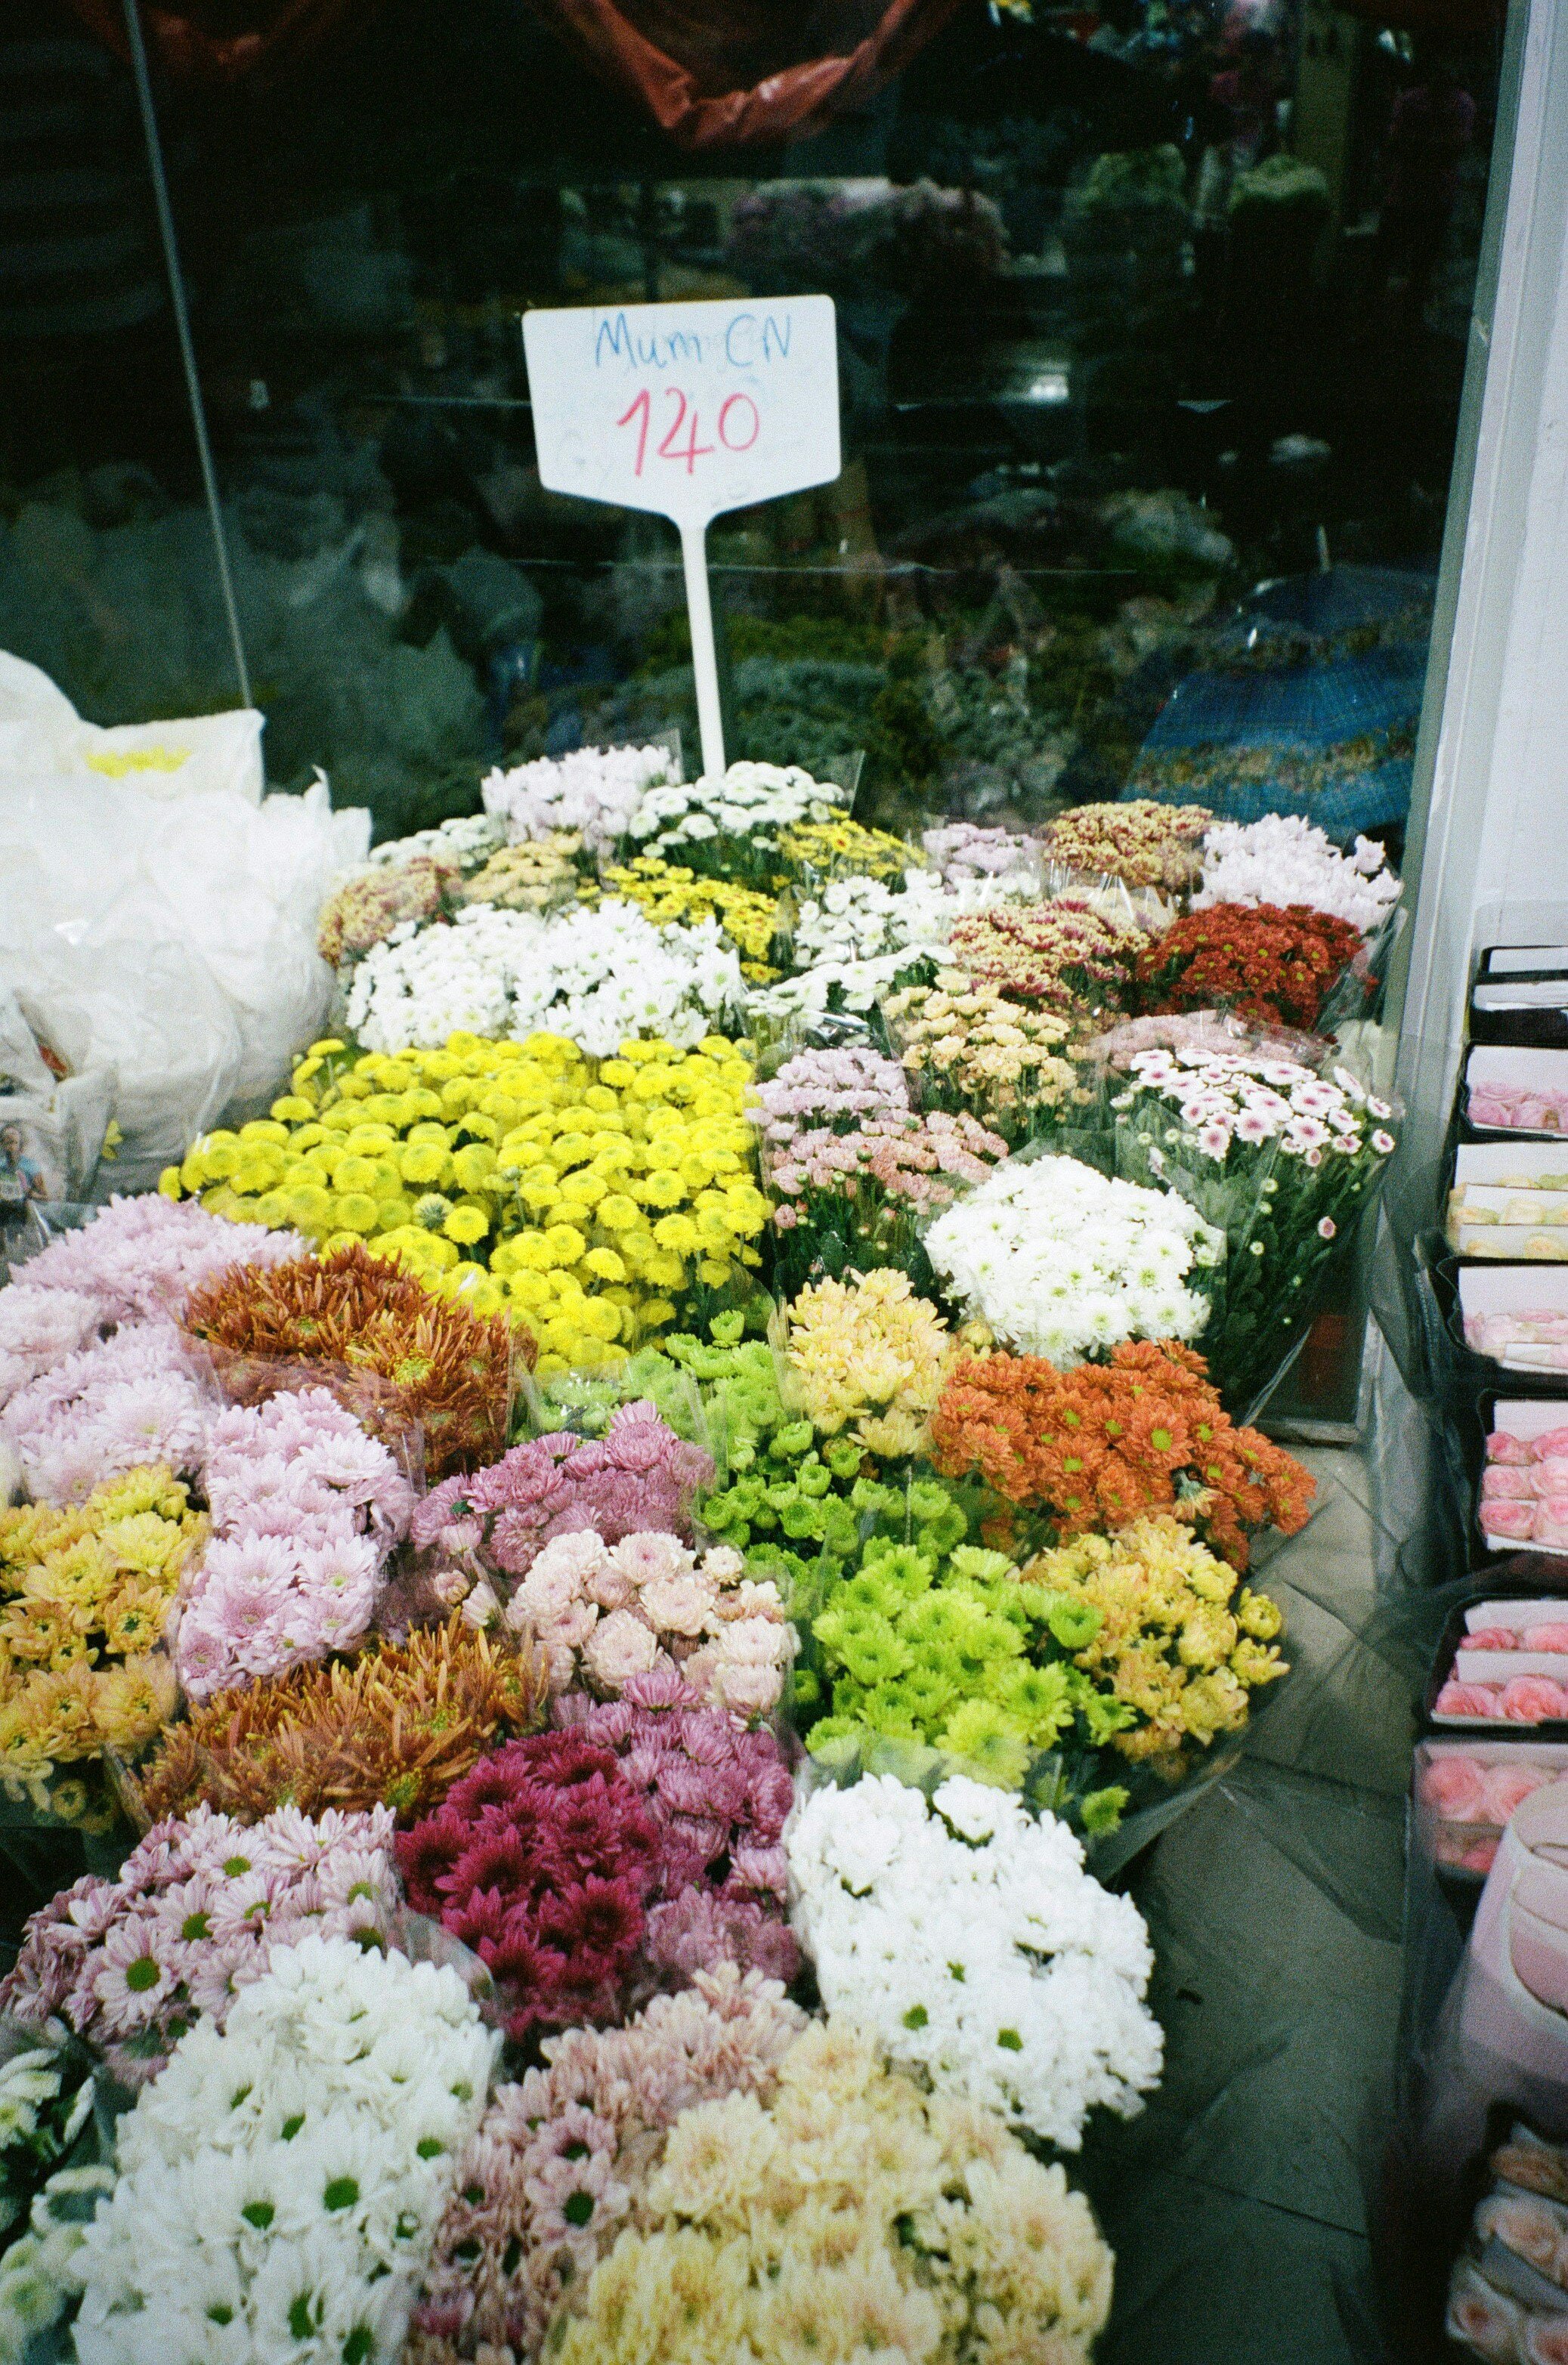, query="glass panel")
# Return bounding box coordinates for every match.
[0,0,248,722]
